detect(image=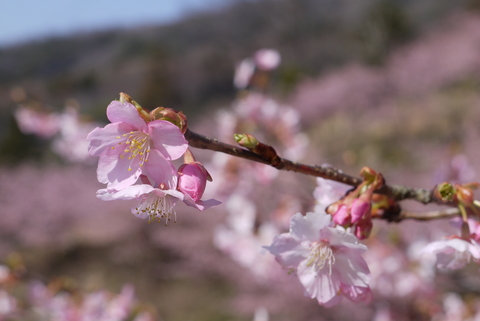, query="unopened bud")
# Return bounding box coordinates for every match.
[360,167,378,183]
[150,107,188,133]
[435,182,455,202]
[177,162,208,201]
[183,149,212,181]
[333,205,351,226]
[354,219,373,240]
[350,199,370,224]
[234,133,259,150]
[456,184,474,205]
